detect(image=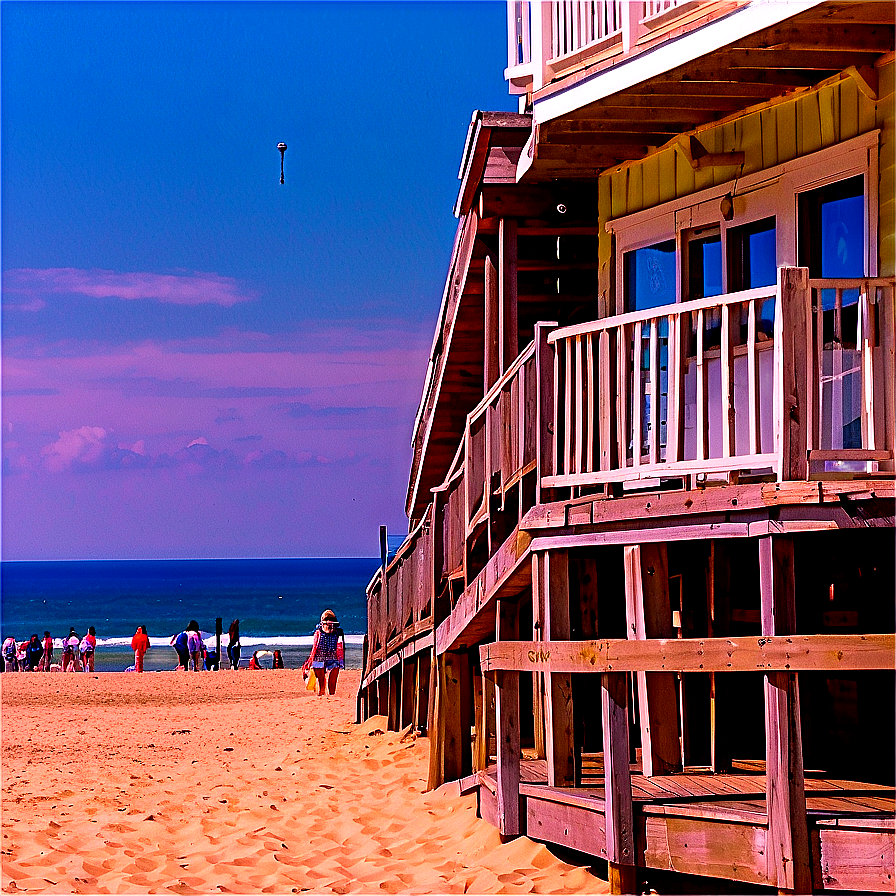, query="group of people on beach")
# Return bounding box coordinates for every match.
[2,608,346,688]
[1,627,97,673]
